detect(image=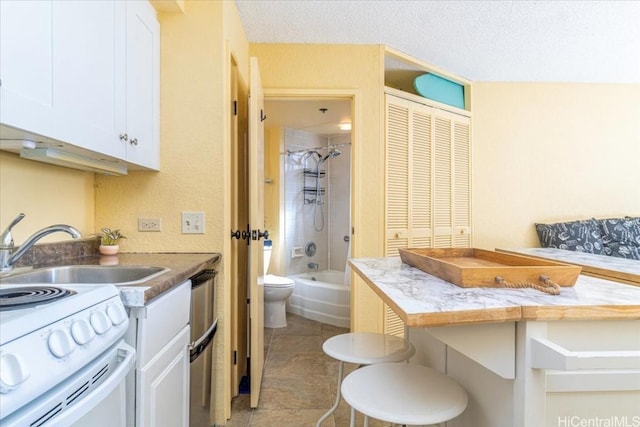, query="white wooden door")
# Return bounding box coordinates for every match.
[248,57,265,408]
